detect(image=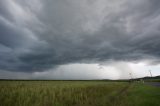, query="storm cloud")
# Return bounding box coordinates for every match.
[0,0,160,73]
